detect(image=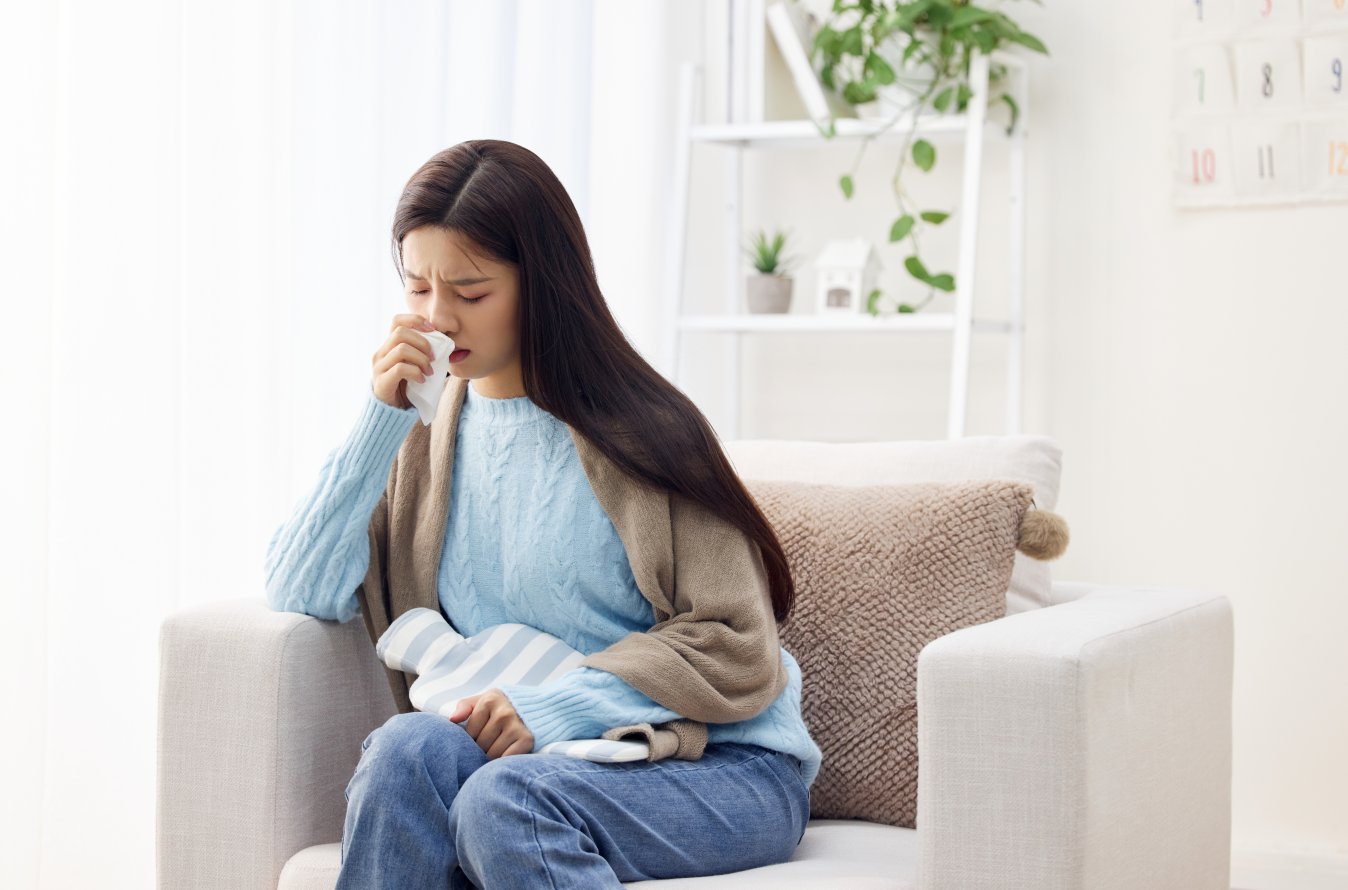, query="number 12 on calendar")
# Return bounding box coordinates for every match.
[1329,141,1348,176]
